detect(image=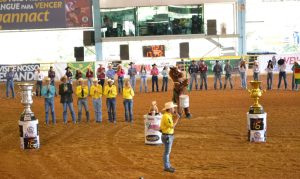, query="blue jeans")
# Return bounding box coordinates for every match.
[44,98,56,124]
[63,102,76,124]
[278,72,287,89]
[118,76,124,94]
[189,73,198,90]
[240,72,247,89]
[93,98,102,122]
[106,98,116,123]
[140,76,148,92]
[77,98,90,122]
[162,77,168,92]
[36,81,42,96]
[267,72,273,90]
[123,99,133,122]
[200,73,207,90]
[162,134,174,169]
[214,74,222,89]
[87,78,93,94]
[152,76,159,92]
[224,74,233,89]
[292,74,298,90]
[6,80,15,98]
[130,76,136,92]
